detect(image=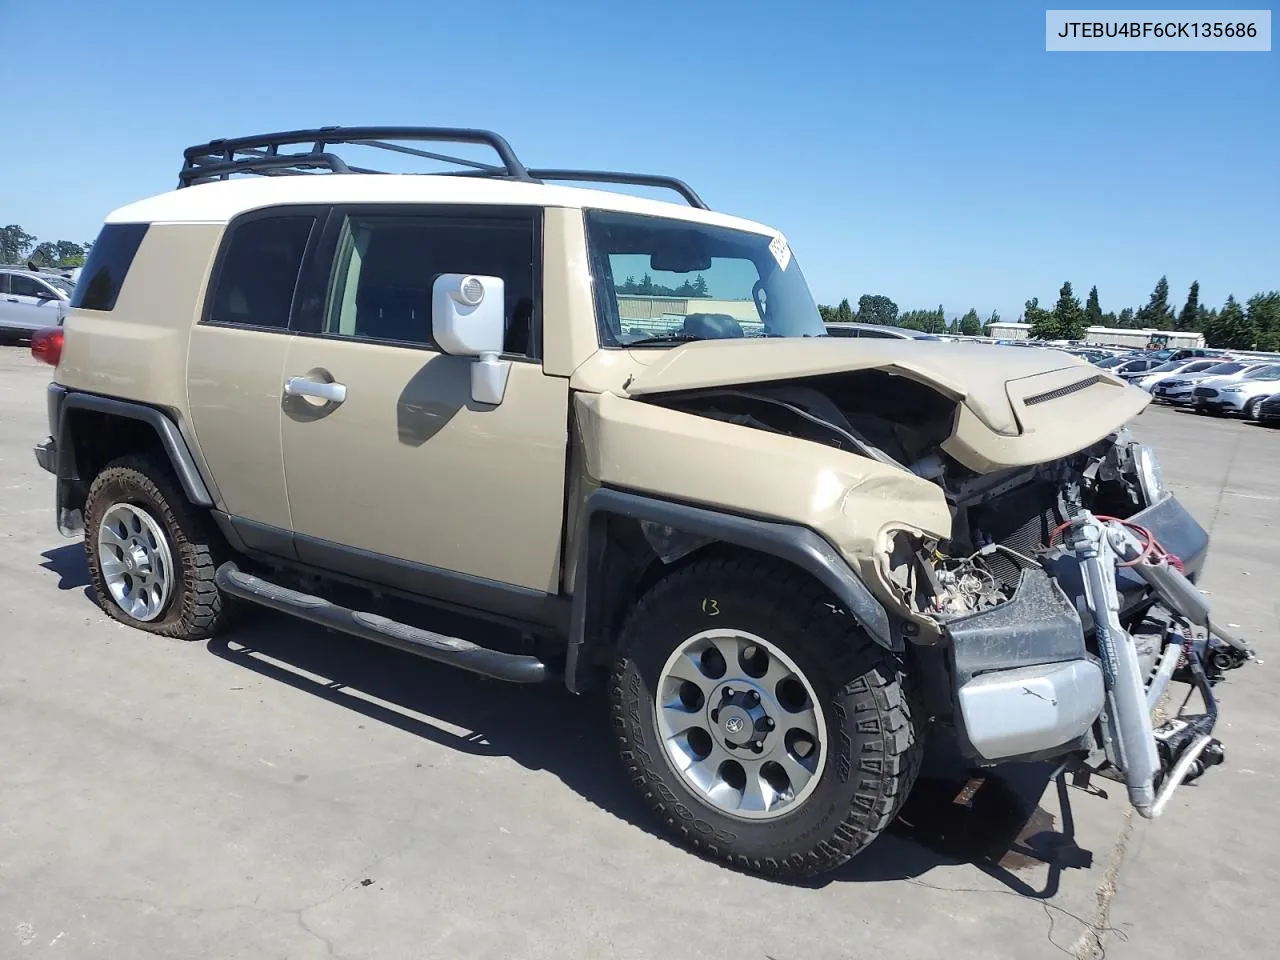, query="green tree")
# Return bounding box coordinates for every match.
[691,274,709,297]
[834,298,854,323]
[1176,281,1200,331]
[1084,285,1103,328]
[1025,297,1056,339]
[1202,295,1255,349]
[959,308,981,336]
[921,305,947,334]
[0,224,37,264]
[1245,291,1280,351]
[856,294,899,327]
[1116,307,1136,328]
[29,241,59,267]
[1051,282,1086,340]
[1101,311,1118,327]
[983,309,1000,337]
[1136,276,1174,330]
